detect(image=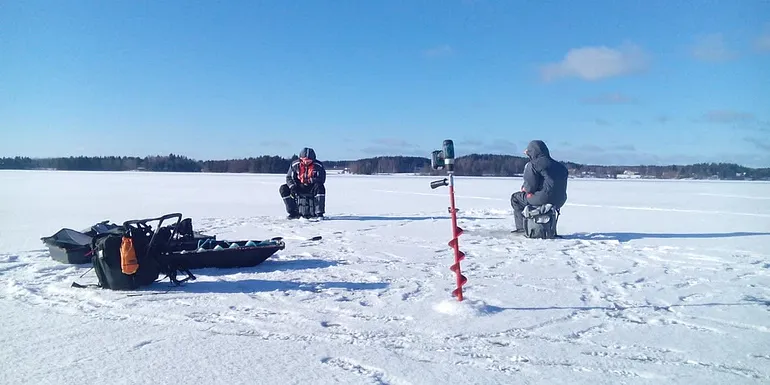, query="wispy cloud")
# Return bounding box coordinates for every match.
[423,44,453,58]
[700,110,755,124]
[577,144,605,153]
[556,143,636,156]
[485,139,518,154]
[455,139,519,155]
[581,92,637,105]
[458,139,484,147]
[261,140,290,147]
[361,138,424,157]
[691,33,736,62]
[760,121,770,133]
[540,42,650,82]
[613,144,637,152]
[744,137,770,151]
[594,118,612,126]
[371,138,416,147]
[559,144,769,168]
